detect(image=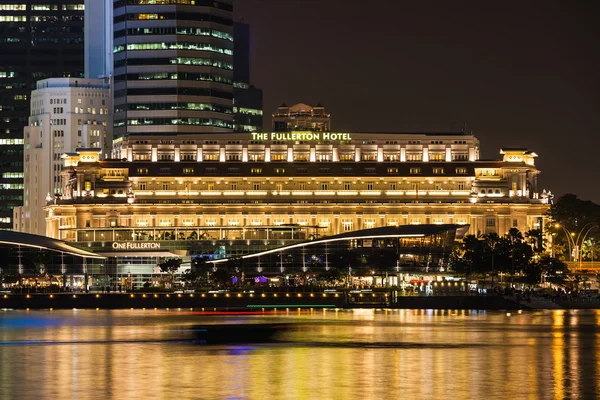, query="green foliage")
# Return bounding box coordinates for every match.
[548,193,600,261]
[159,258,182,274]
[450,228,547,284]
